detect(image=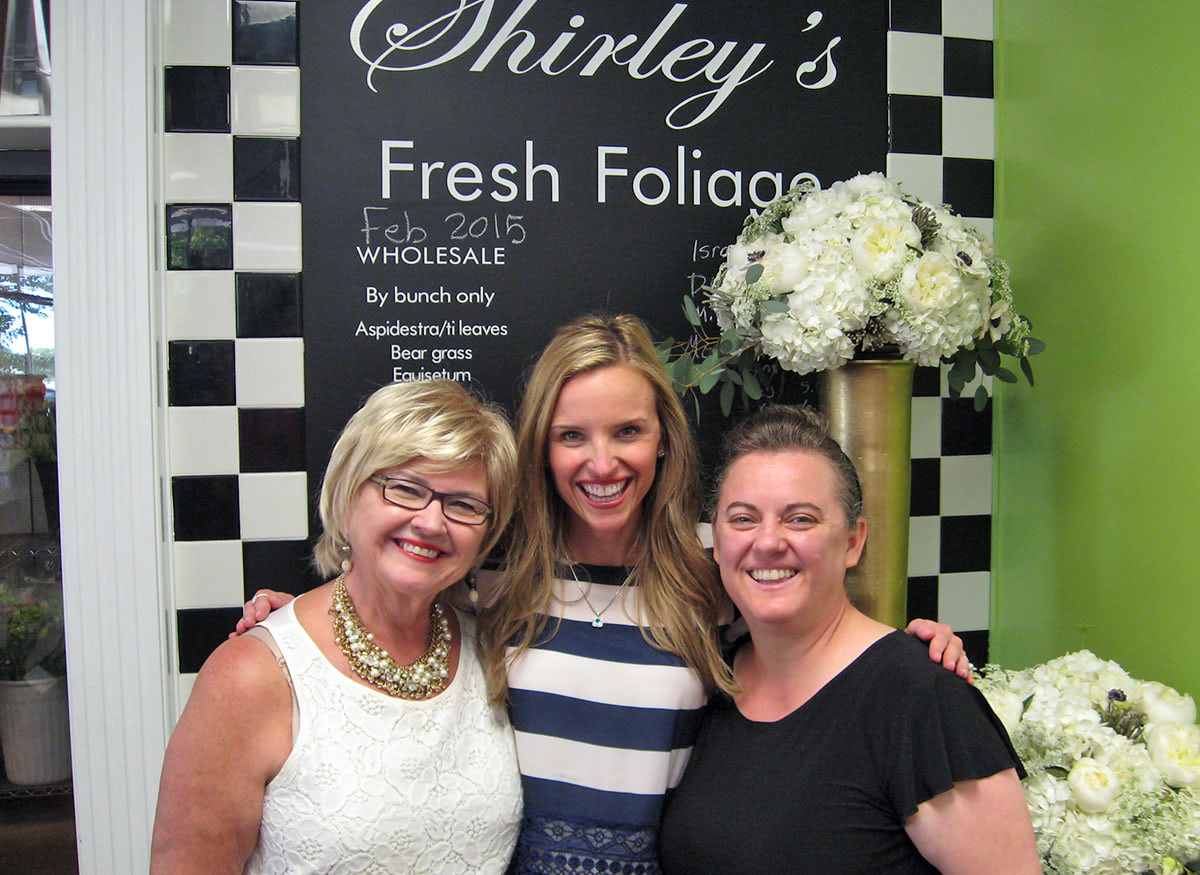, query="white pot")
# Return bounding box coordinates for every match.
[0,676,72,785]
